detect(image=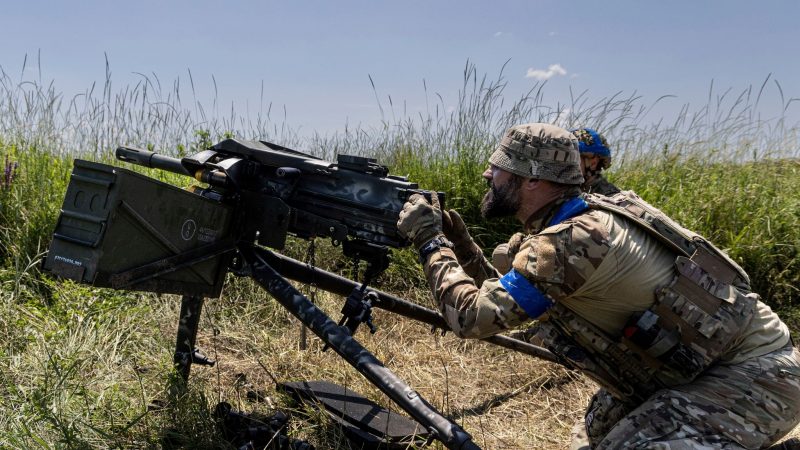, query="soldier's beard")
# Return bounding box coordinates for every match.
[480,176,522,219]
